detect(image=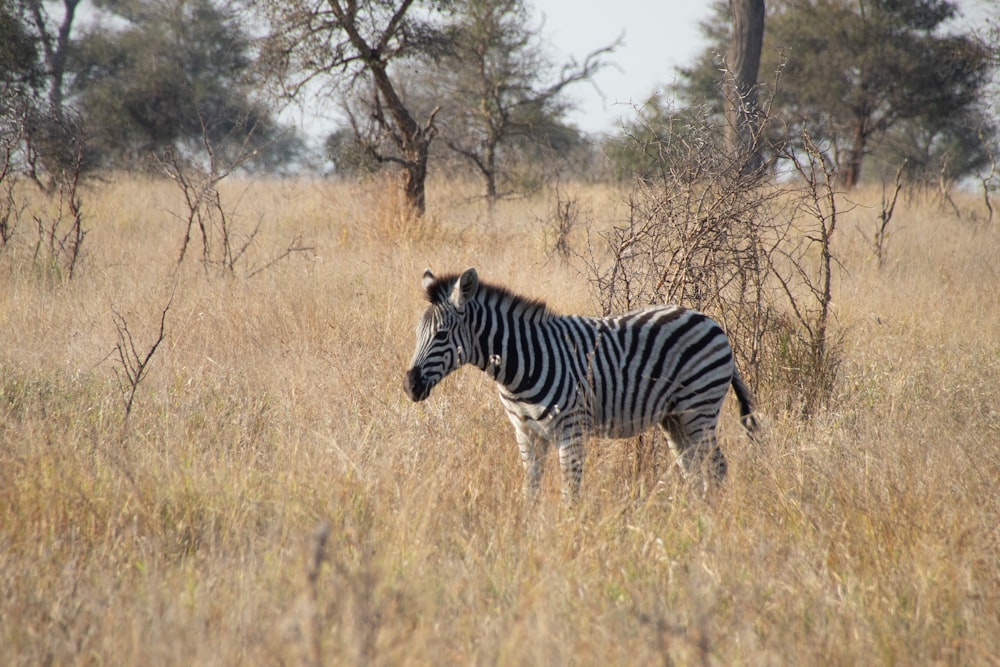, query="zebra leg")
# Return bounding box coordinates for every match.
[660,414,727,486]
[515,428,550,501]
[557,438,585,502]
[694,432,727,484]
